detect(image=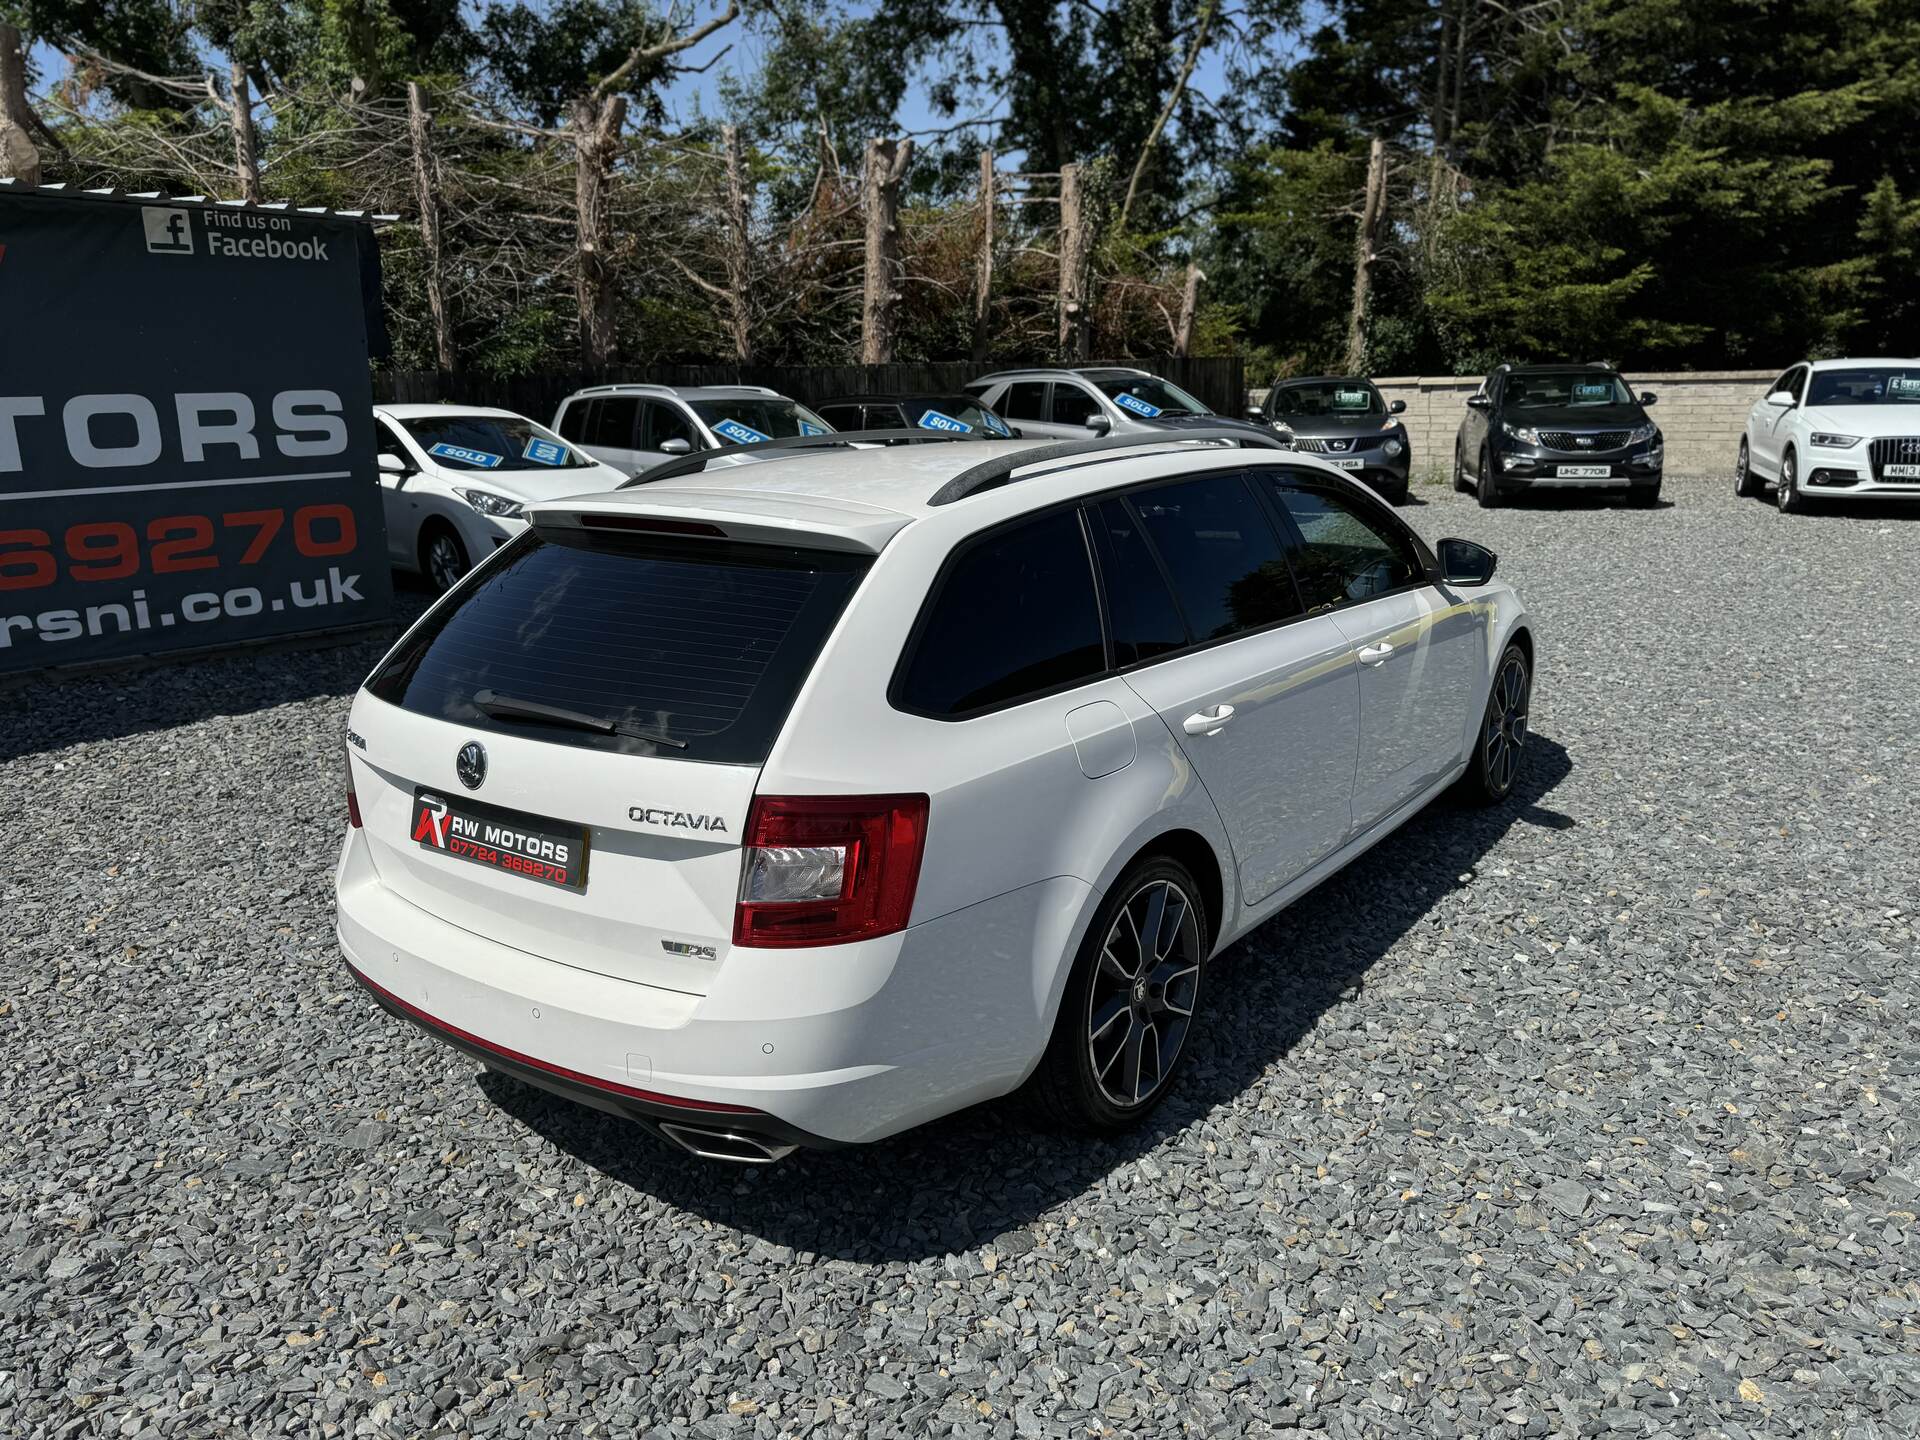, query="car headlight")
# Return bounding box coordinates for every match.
[457,488,525,519]
[1502,422,1540,445]
[1811,432,1860,448]
[1627,423,1657,445]
[1383,439,1404,458]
